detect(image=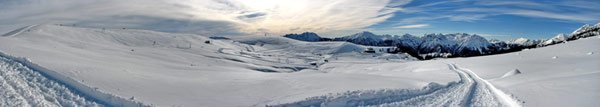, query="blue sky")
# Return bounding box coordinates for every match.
[0,0,599,40]
[363,0,600,40]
